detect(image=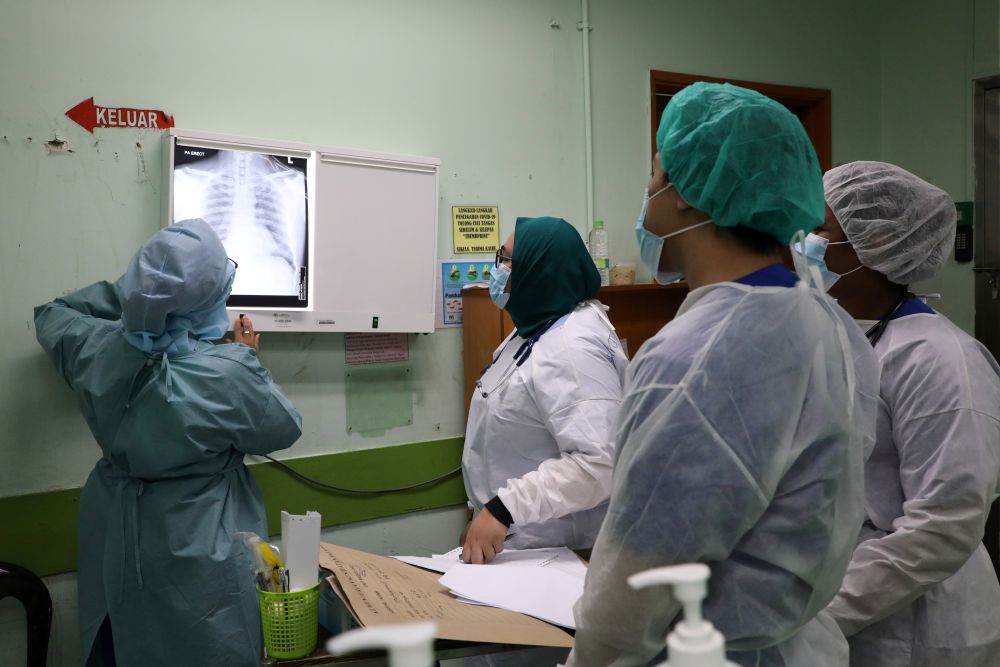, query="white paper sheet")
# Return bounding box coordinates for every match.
[394,547,463,574]
[394,546,586,579]
[439,564,584,628]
